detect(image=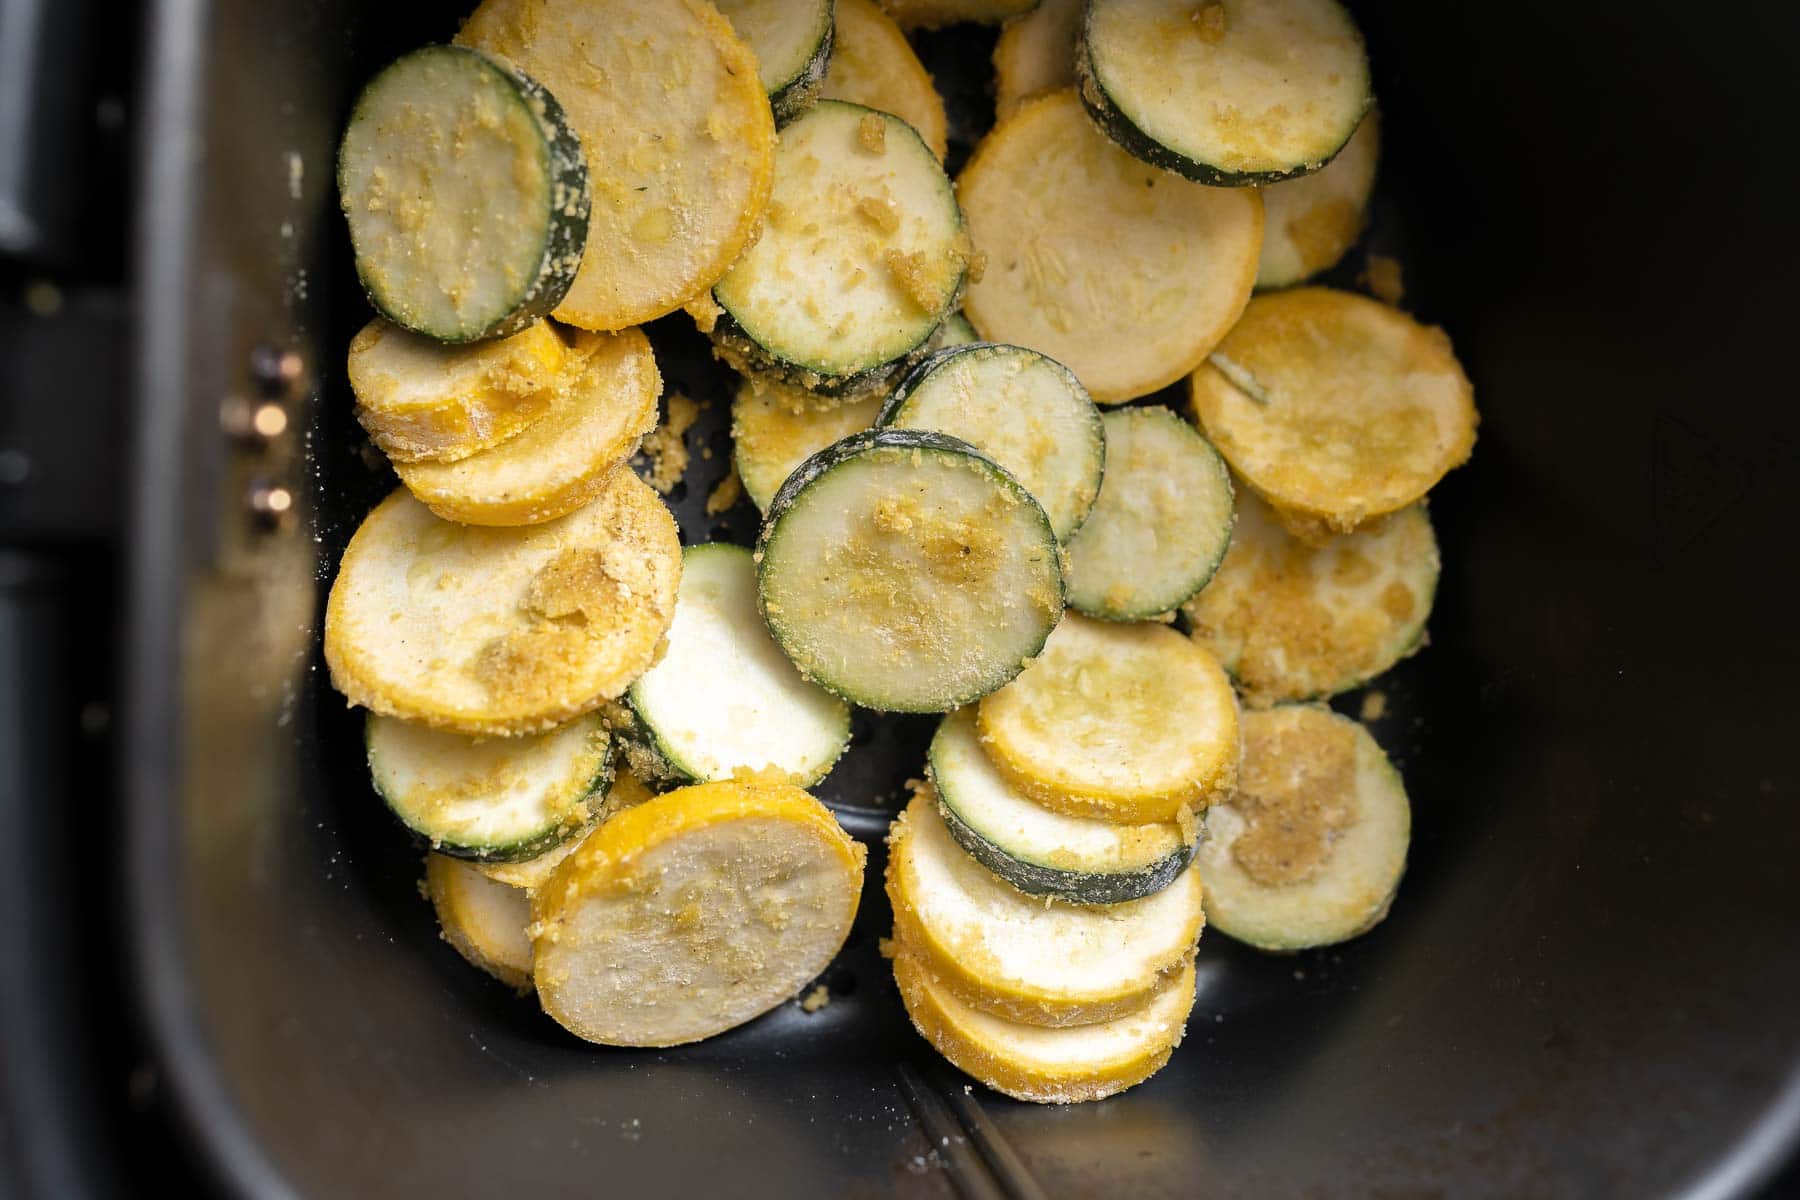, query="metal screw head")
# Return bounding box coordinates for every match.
[220,397,290,446]
[249,344,304,397]
[247,480,296,531]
